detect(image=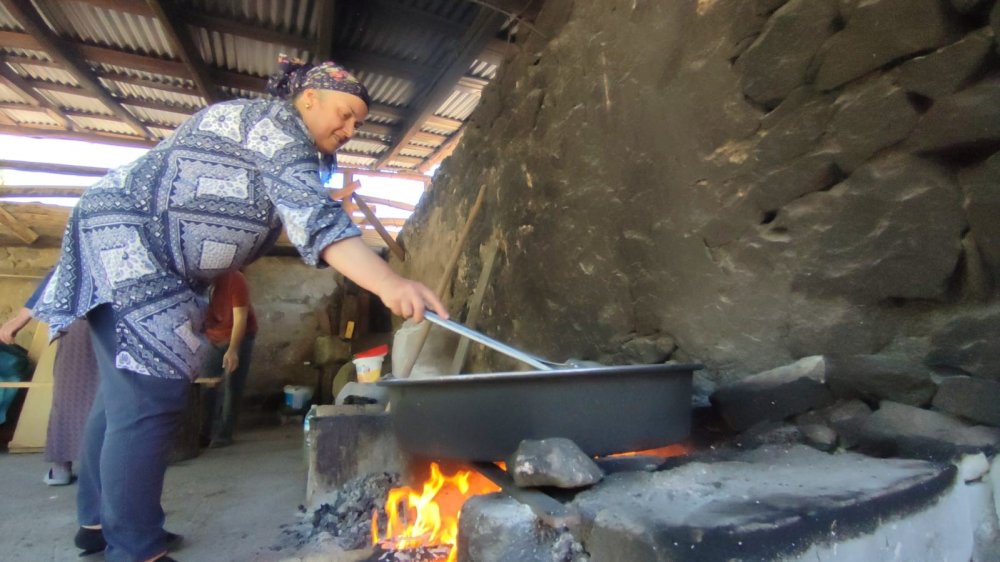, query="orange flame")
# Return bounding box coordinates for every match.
[605,443,691,458]
[373,462,500,561]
